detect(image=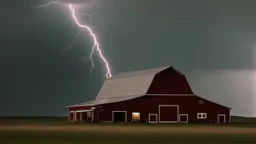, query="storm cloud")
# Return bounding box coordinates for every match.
[61,0,93,4]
